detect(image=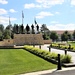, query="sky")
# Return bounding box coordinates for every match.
[1,0,75,30]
